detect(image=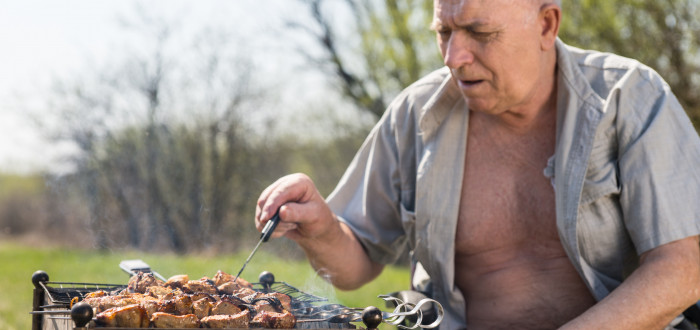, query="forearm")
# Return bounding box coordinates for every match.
[295,219,384,290]
[561,236,700,329]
